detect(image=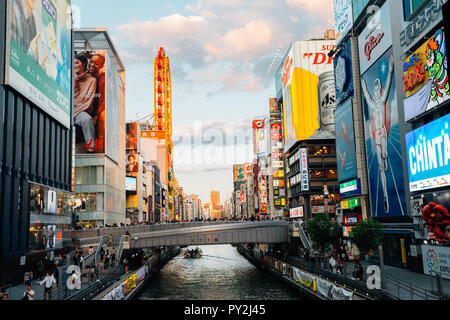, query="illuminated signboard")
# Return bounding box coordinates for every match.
[400,0,445,49]
[272,152,284,159]
[233,164,245,182]
[403,29,449,122]
[340,179,362,198]
[281,40,336,152]
[272,161,284,168]
[290,206,304,218]
[334,0,353,46]
[273,170,285,178]
[245,163,253,177]
[126,176,137,192]
[300,148,309,191]
[357,1,393,74]
[341,198,360,210]
[406,113,450,192]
